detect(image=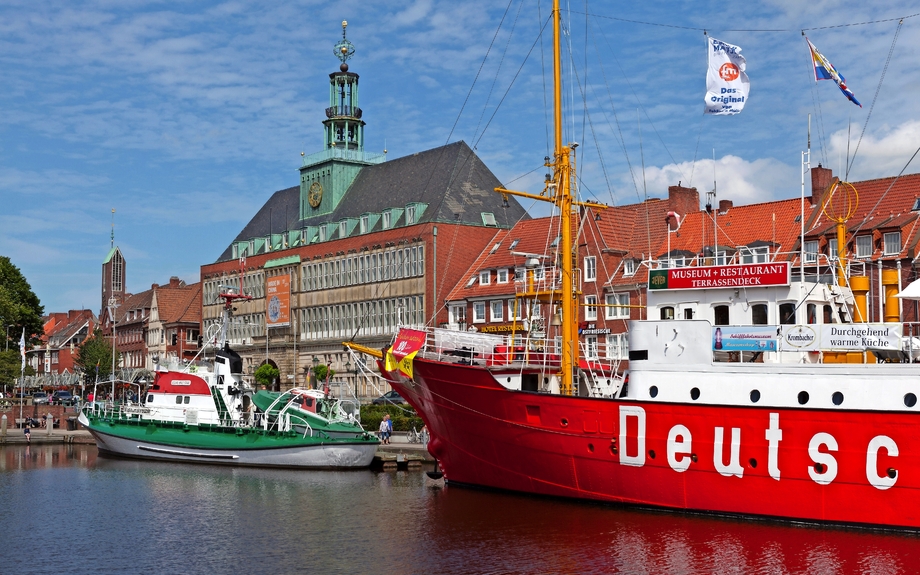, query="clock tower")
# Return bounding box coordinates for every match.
[299,21,383,220]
